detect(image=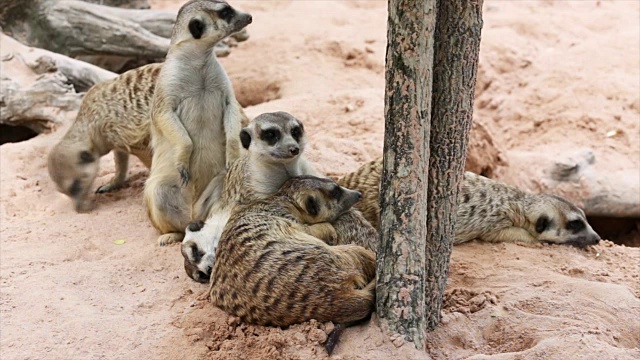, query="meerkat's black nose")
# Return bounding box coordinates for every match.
[289,146,300,156]
[247,14,253,24]
[355,191,362,201]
